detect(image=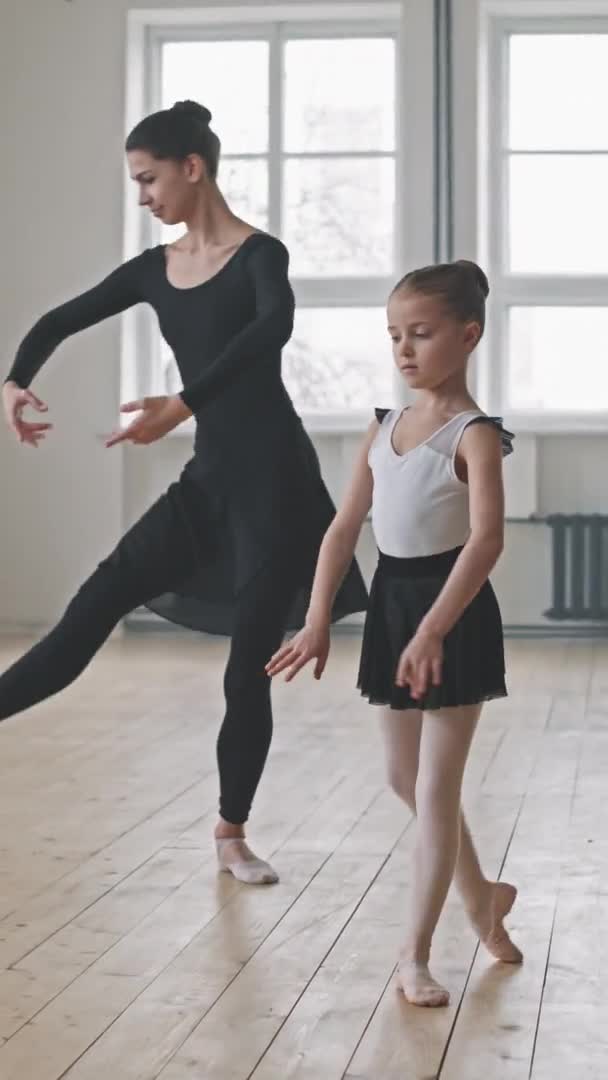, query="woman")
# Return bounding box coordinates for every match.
[1,100,367,885]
